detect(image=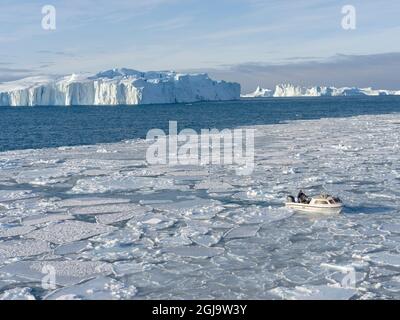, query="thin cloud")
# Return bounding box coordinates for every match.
[36,50,77,57]
[0,67,36,83]
[200,25,280,41]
